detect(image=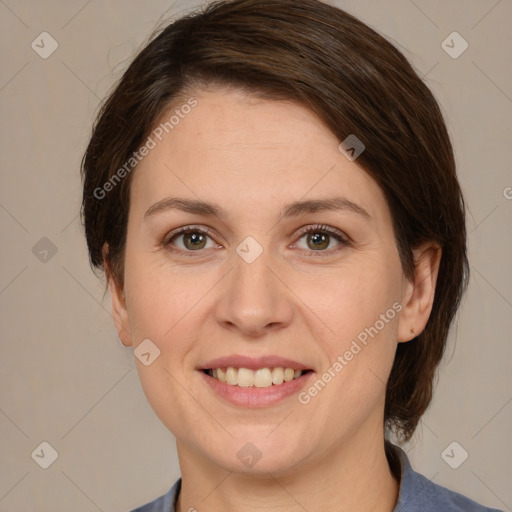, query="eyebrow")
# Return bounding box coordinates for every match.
[144,196,371,221]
